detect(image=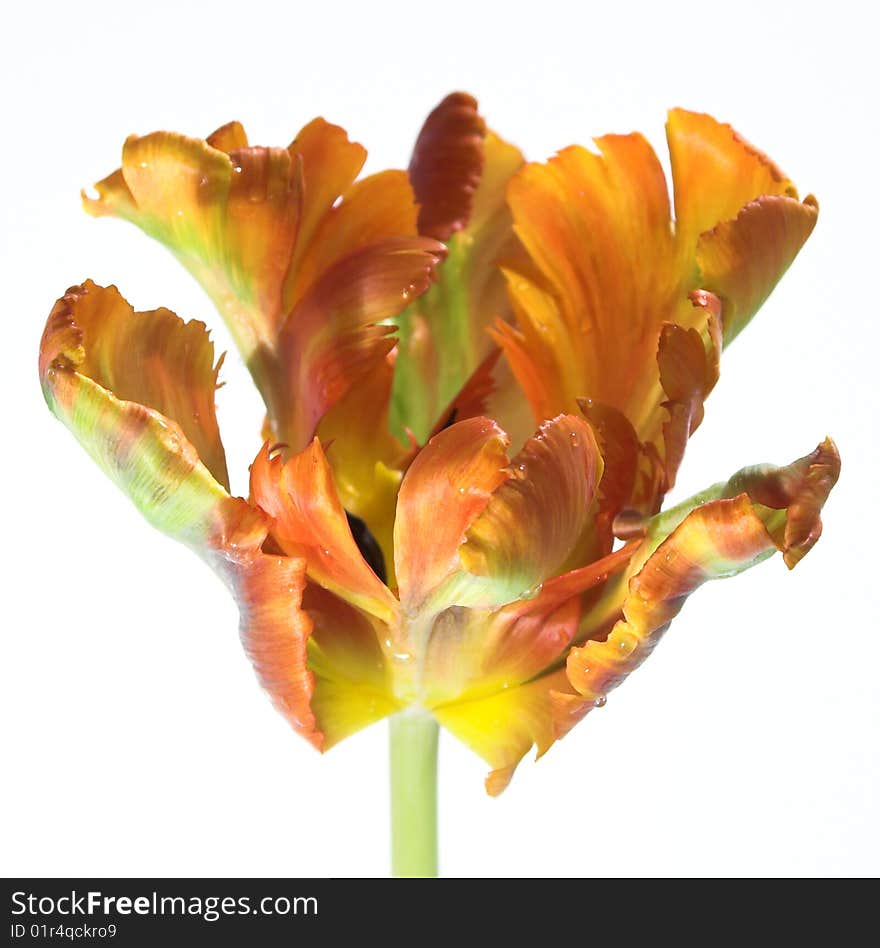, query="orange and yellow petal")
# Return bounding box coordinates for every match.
[276,235,444,452]
[393,417,510,613]
[666,108,797,249]
[39,281,230,515]
[391,96,524,442]
[656,290,723,490]
[85,119,442,455]
[564,439,840,721]
[40,282,318,746]
[697,194,819,343]
[454,415,603,608]
[84,131,298,363]
[250,440,398,624]
[315,351,408,581]
[501,110,817,499]
[434,668,579,796]
[305,585,403,749]
[282,117,367,290]
[285,169,420,312]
